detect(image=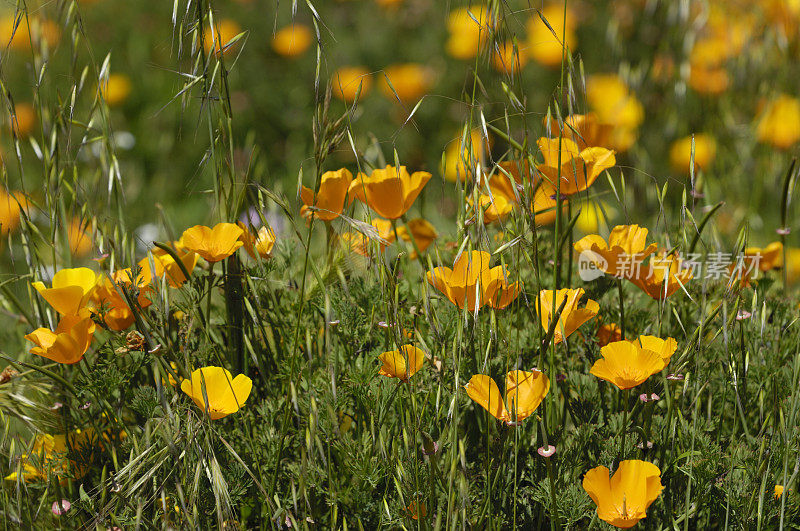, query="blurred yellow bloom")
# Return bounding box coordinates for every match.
[746,241,783,272]
[669,134,716,173]
[445,7,490,60]
[688,64,729,95]
[537,288,598,344]
[10,103,37,138]
[92,268,152,331]
[629,252,693,300]
[139,245,198,288]
[465,370,550,424]
[25,311,96,365]
[546,113,613,150]
[443,128,488,183]
[378,344,425,381]
[203,19,242,57]
[0,15,60,51]
[271,24,313,57]
[68,218,93,257]
[375,0,403,8]
[380,63,433,103]
[583,460,663,528]
[492,40,528,75]
[757,95,800,150]
[590,340,665,390]
[536,137,616,196]
[181,366,253,420]
[33,267,98,315]
[0,189,27,235]
[786,248,800,285]
[349,165,431,219]
[427,250,520,311]
[100,74,132,106]
[775,484,785,499]
[300,168,353,221]
[239,224,276,259]
[527,4,577,67]
[574,225,657,276]
[585,74,644,151]
[332,66,372,102]
[181,223,244,263]
[397,218,437,257]
[574,200,617,234]
[4,430,96,483]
